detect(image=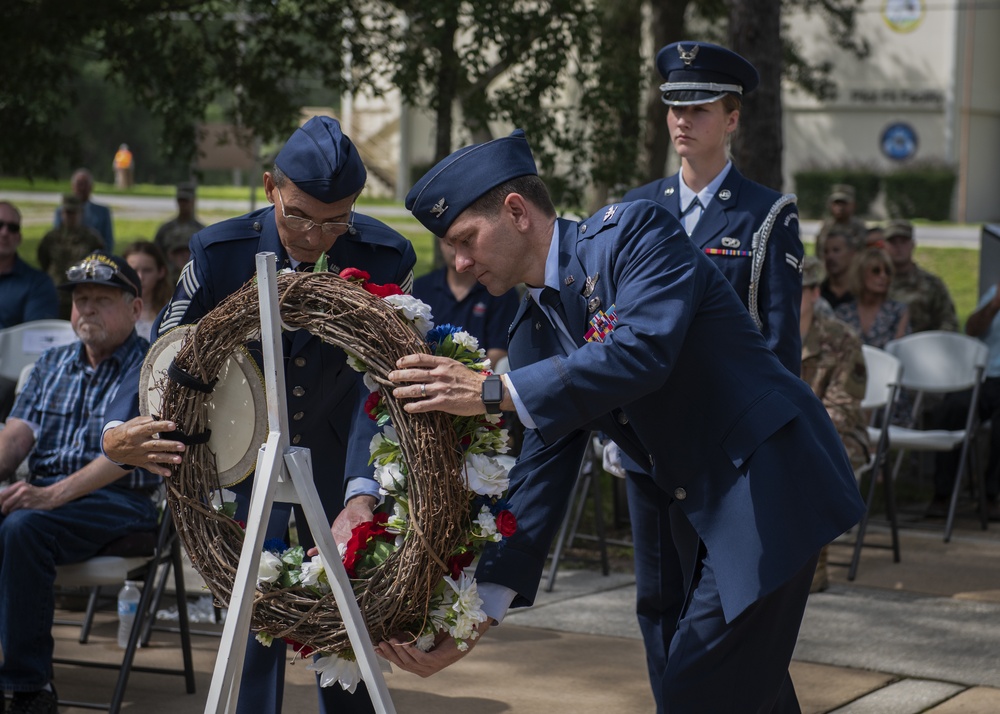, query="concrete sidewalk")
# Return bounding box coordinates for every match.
[34,512,1000,713]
